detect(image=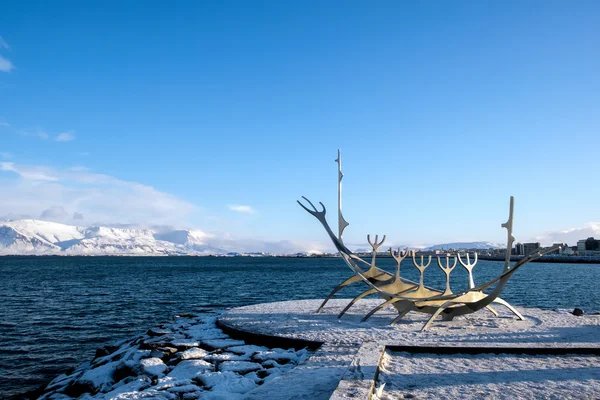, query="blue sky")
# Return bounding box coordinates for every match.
[0,1,598,248]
